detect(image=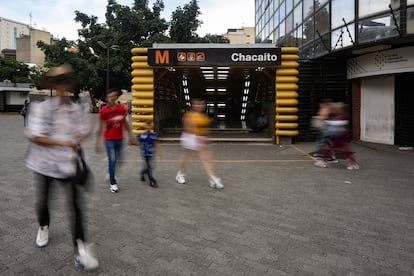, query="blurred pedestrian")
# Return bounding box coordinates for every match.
[20,99,29,127]
[95,88,135,193]
[314,102,360,170]
[24,64,99,271]
[176,98,223,189]
[132,121,161,188]
[311,98,337,162]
